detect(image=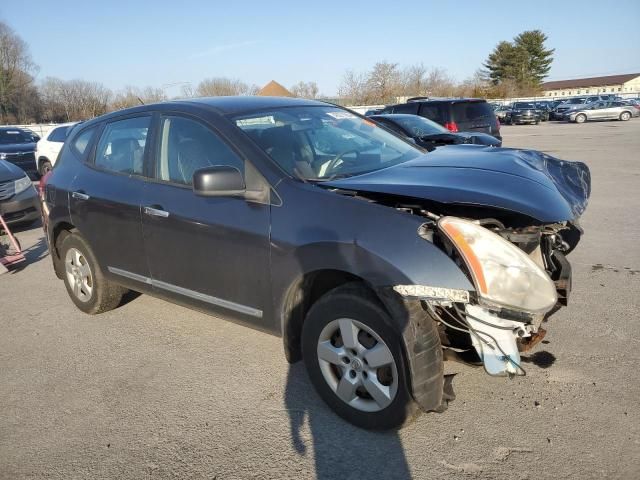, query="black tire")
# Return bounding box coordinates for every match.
[301,283,417,430]
[39,159,53,176]
[59,233,127,314]
[619,111,631,121]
